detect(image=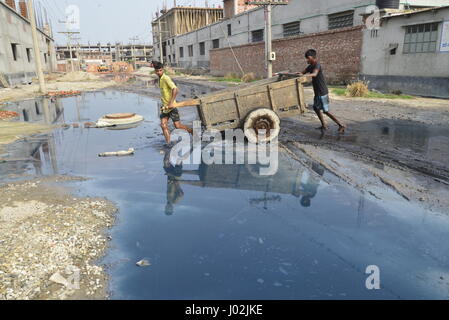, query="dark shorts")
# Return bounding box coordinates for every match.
[160,108,180,122]
[313,95,330,113]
